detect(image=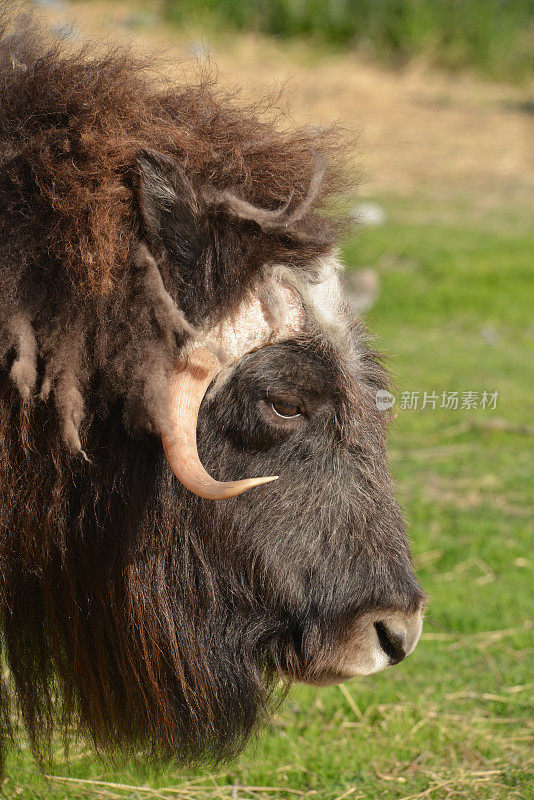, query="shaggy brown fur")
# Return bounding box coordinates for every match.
[0,9,345,453]
[0,7,423,774]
